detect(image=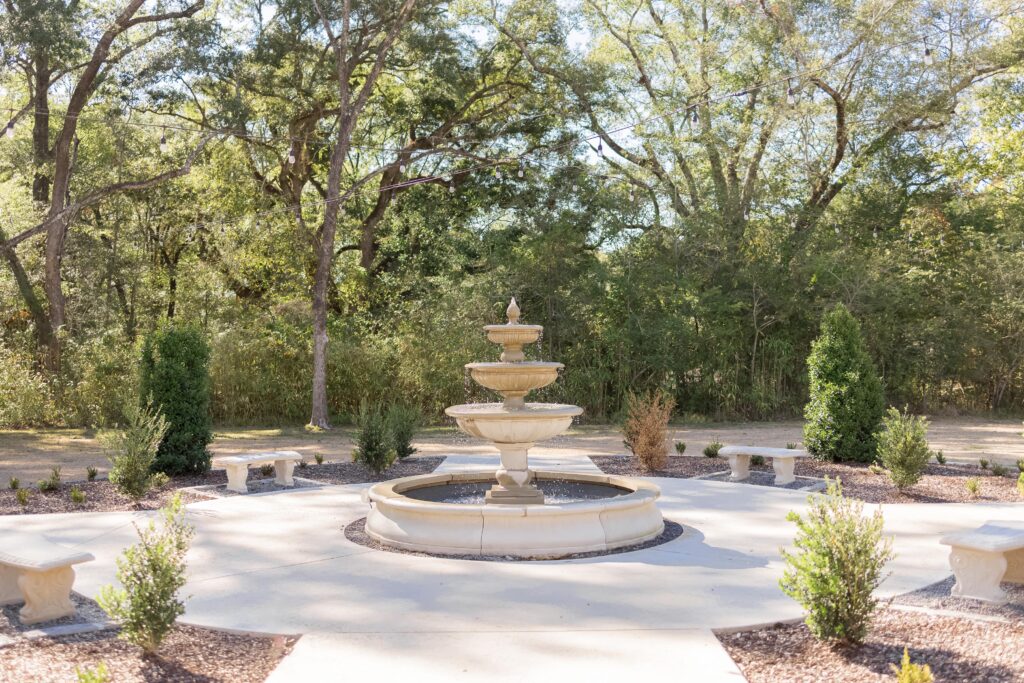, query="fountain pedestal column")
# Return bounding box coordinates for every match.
[487,443,544,505]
